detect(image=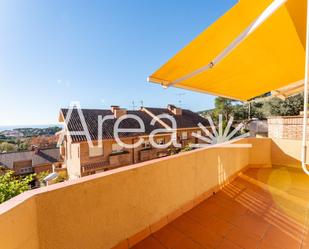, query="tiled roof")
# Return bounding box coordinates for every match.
[144,107,210,129]
[61,107,209,142]
[61,109,164,142]
[0,148,61,169]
